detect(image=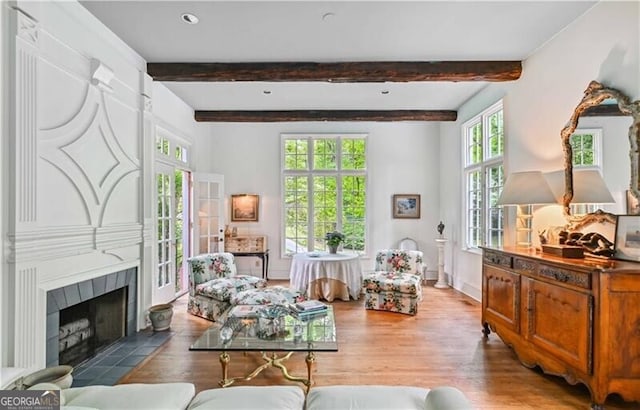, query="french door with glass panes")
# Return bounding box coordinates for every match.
[193,173,225,254]
[155,164,192,303]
